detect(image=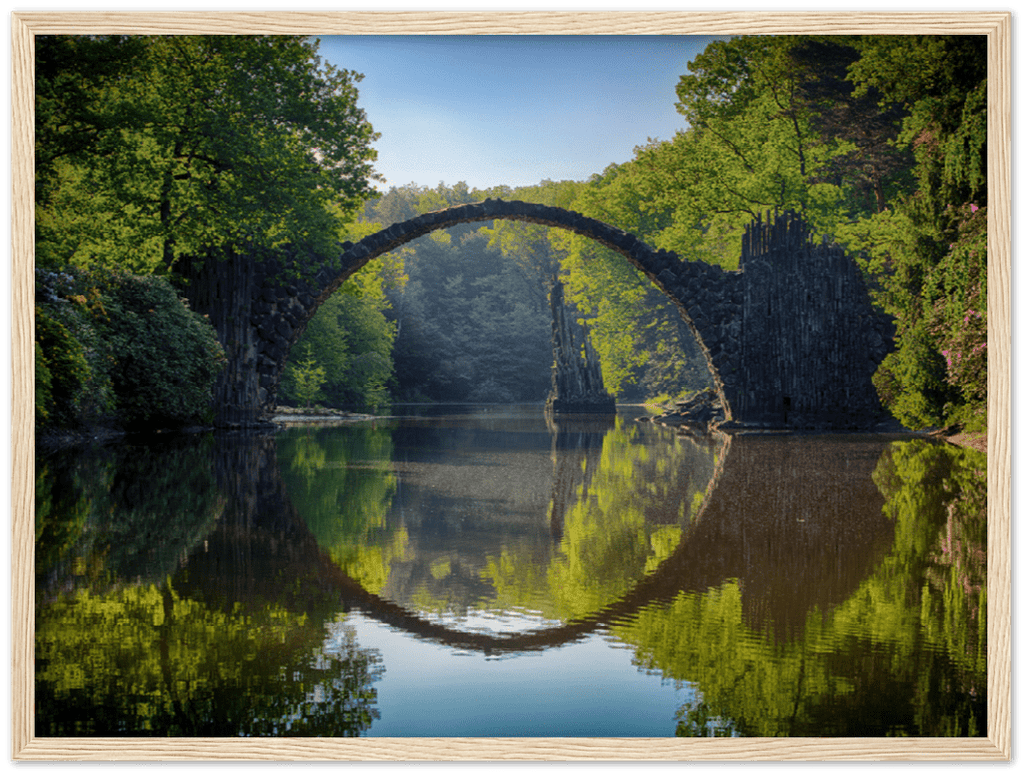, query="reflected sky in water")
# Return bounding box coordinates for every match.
[340,611,691,737]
